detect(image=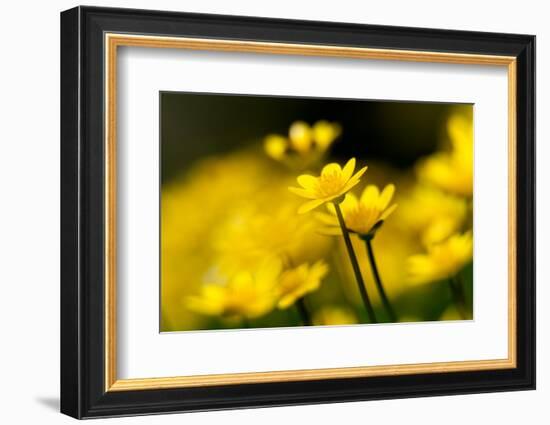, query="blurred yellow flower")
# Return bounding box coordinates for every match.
[316,184,397,236]
[186,258,282,320]
[289,158,367,213]
[407,231,473,285]
[161,152,283,331]
[264,120,341,166]
[396,185,468,246]
[214,203,332,275]
[416,113,473,197]
[288,121,314,153]
[312,120,342,150]
[276,260,329,309]
[264,135,287,160]
[313,306,358,326]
